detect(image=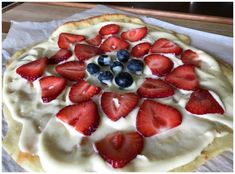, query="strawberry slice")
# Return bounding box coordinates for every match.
[99,24,120,35]
[185,88,224,115]
[86,34,102,46]
[49,49,72,64]
[95,131,144,168]
[181,49,200,67]
[165,65,199,91]
[100,36,130,52]
[55,61,85,81]
[121,27,147,42]
[58,33,85,49]
[16,57,48,81]
[39,76,67,103]
[150,38,182,55]
[101,92,139,121]
[137,100,182,137]
[131,42,151,58]
[144,54,174,76]
[137,78,174,98]
[74,44,103,61]
[69,80,101,103]
[56,100,100,136]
